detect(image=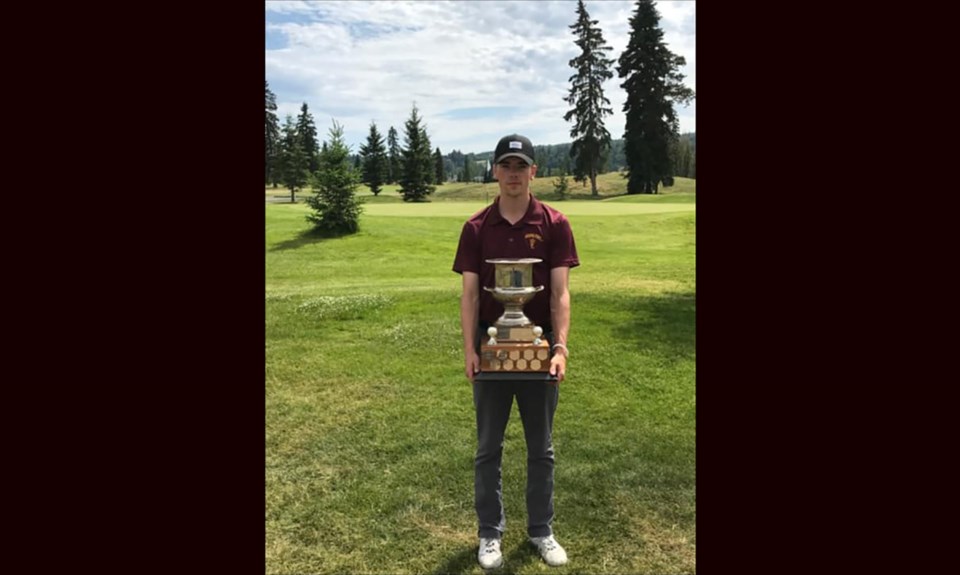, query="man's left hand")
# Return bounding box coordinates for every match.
[548,354,566,383]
